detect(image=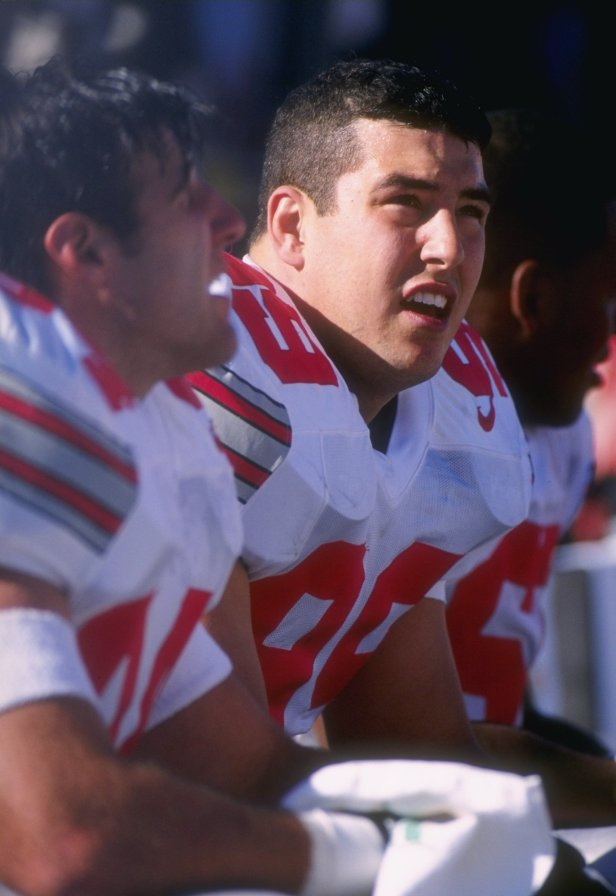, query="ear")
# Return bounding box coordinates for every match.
[267,186,310,270]
[43,213,108,284]
[509,258,559,336]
